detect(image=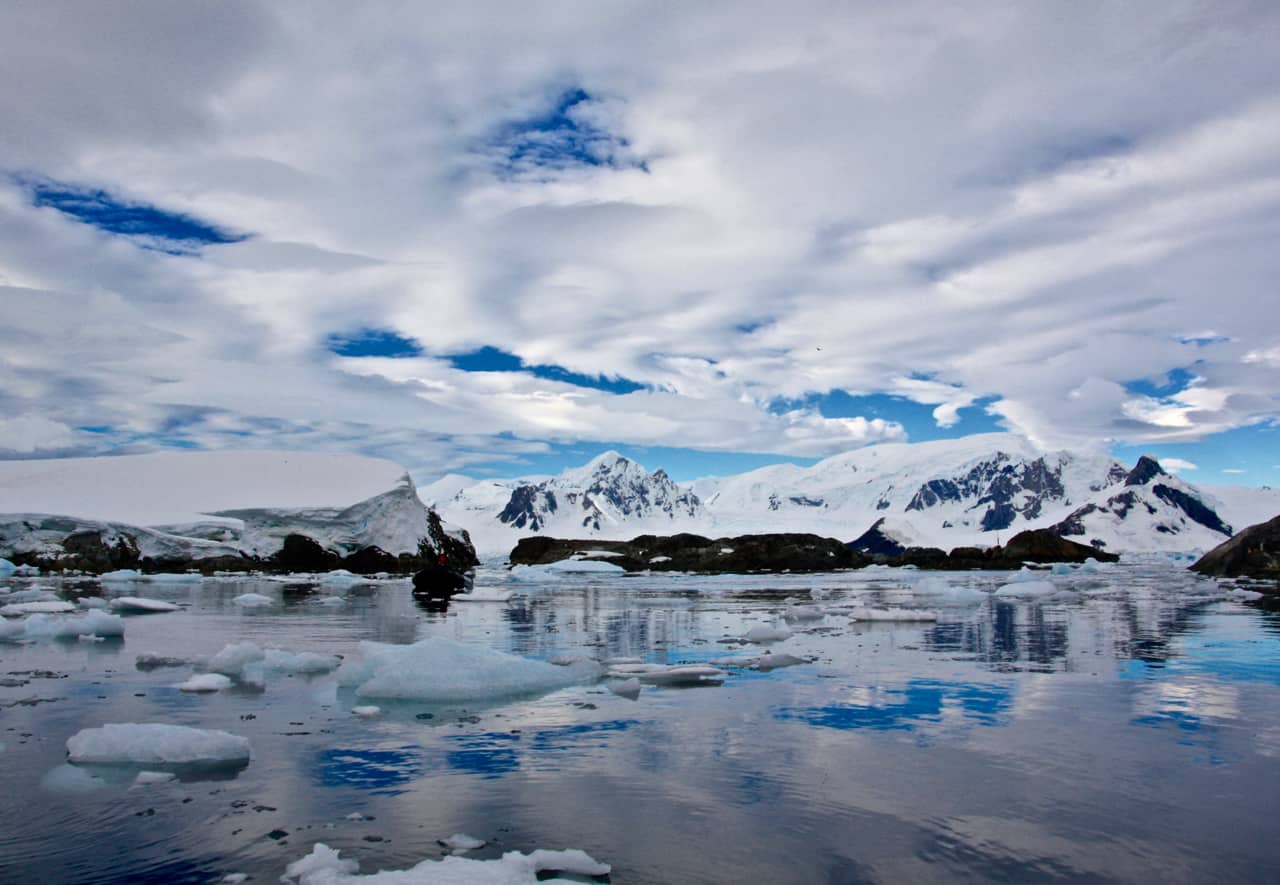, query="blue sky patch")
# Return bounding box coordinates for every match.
[487,87,642,178]
[1124,366,1199,399]
[448,345,644,394]
[24,176,247,253]
[328,328,424,358]
[771,390,1004,440]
